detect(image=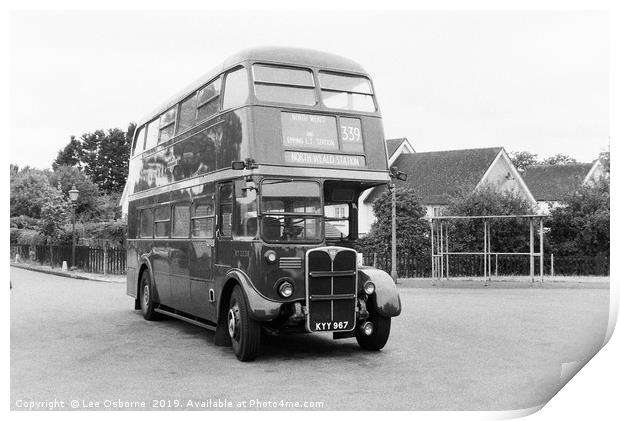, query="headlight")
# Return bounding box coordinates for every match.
[264,250,277,264]
[363,281,375,295]
[278,281,294,298]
